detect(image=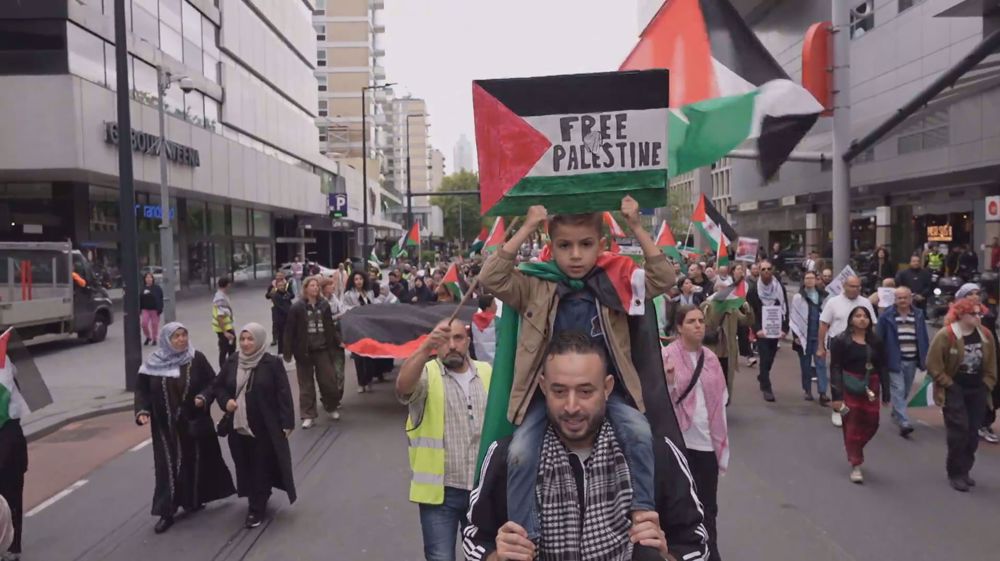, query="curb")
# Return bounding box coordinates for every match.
[24,401,135,443]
